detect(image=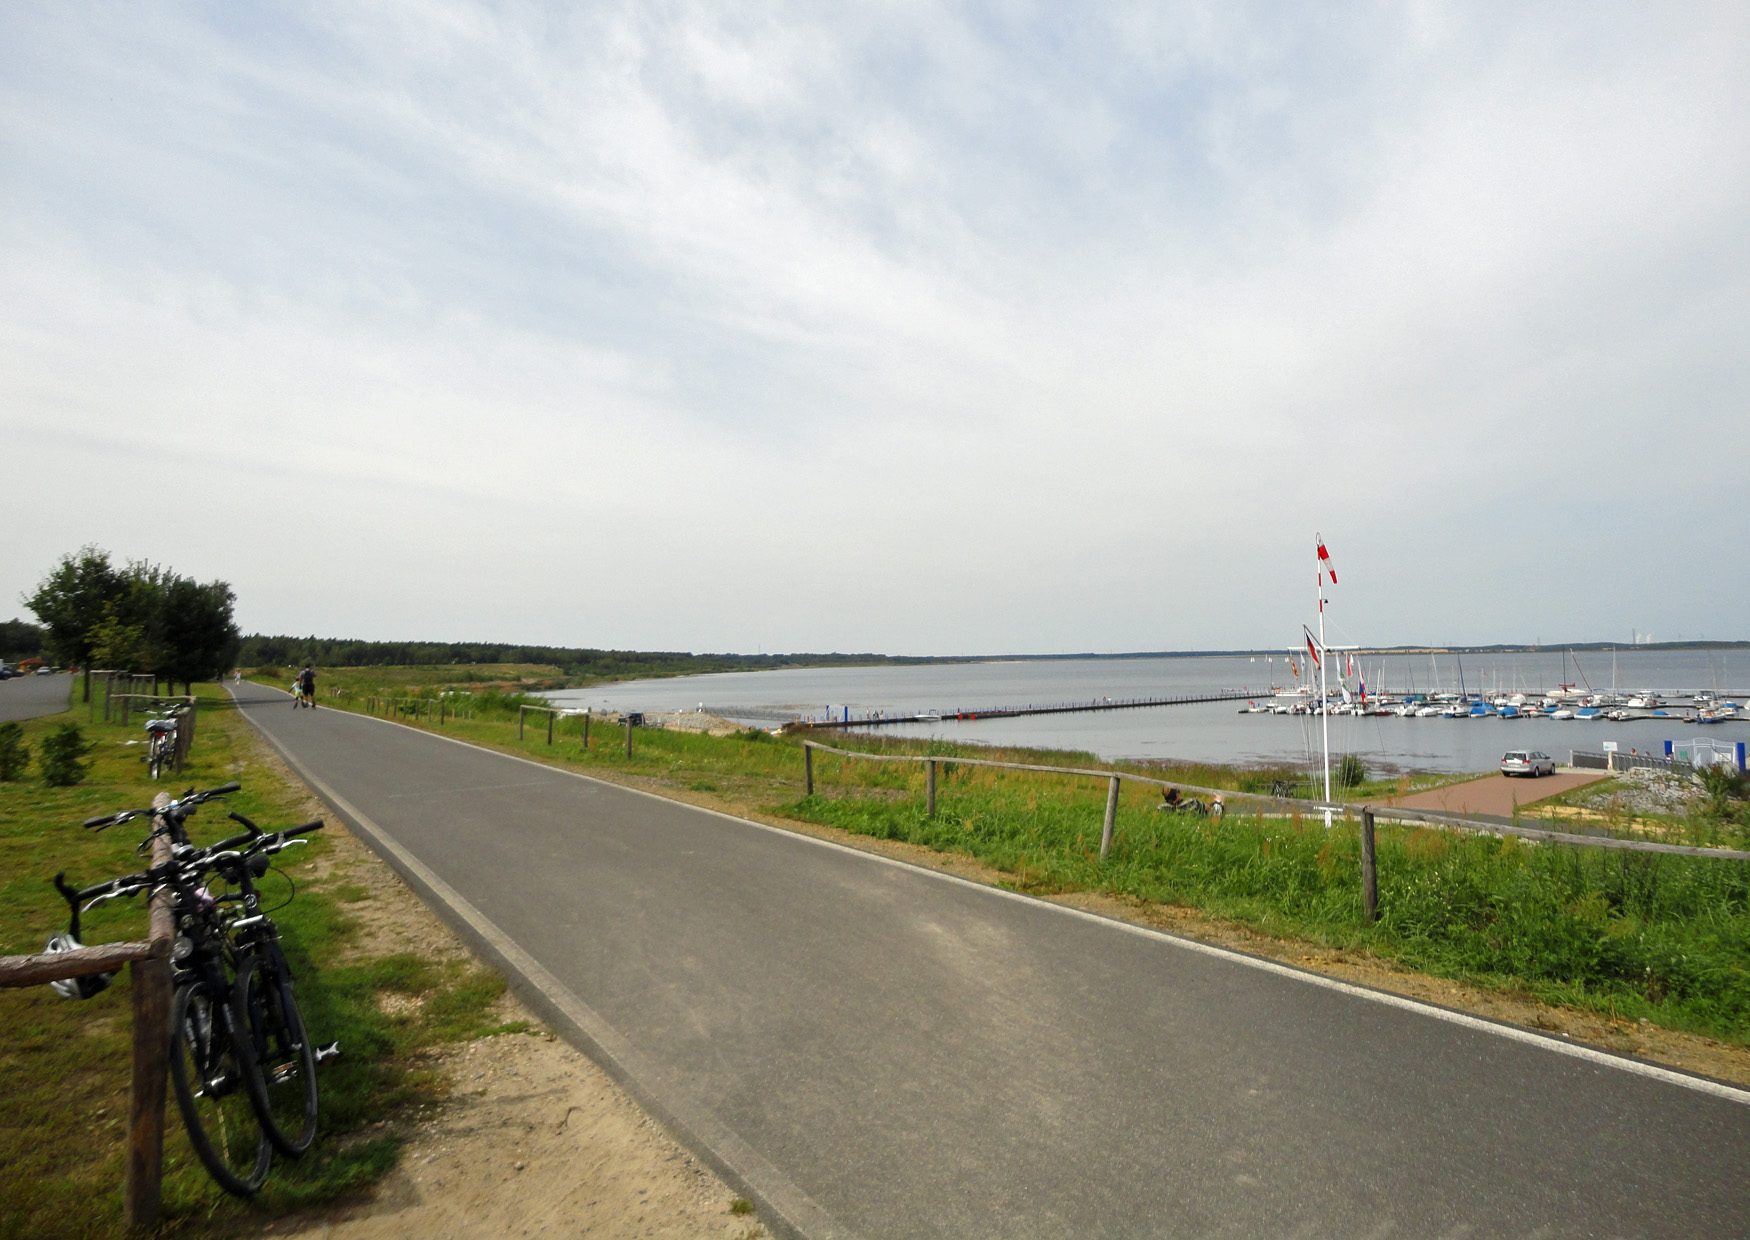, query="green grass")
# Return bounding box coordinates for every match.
[0,684,517,1239]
